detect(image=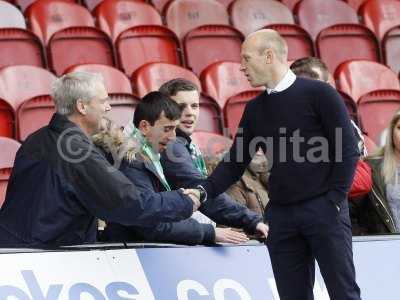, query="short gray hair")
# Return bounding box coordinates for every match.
[51,71,104,116]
